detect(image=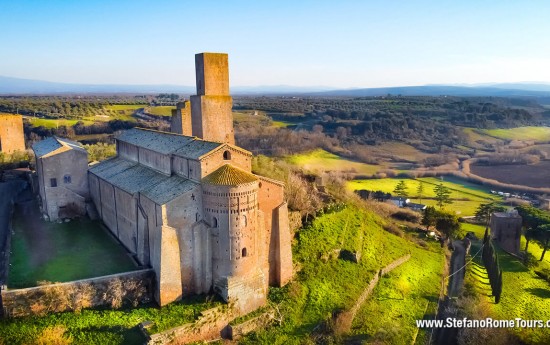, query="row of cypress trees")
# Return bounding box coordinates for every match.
[482,227,503,303]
